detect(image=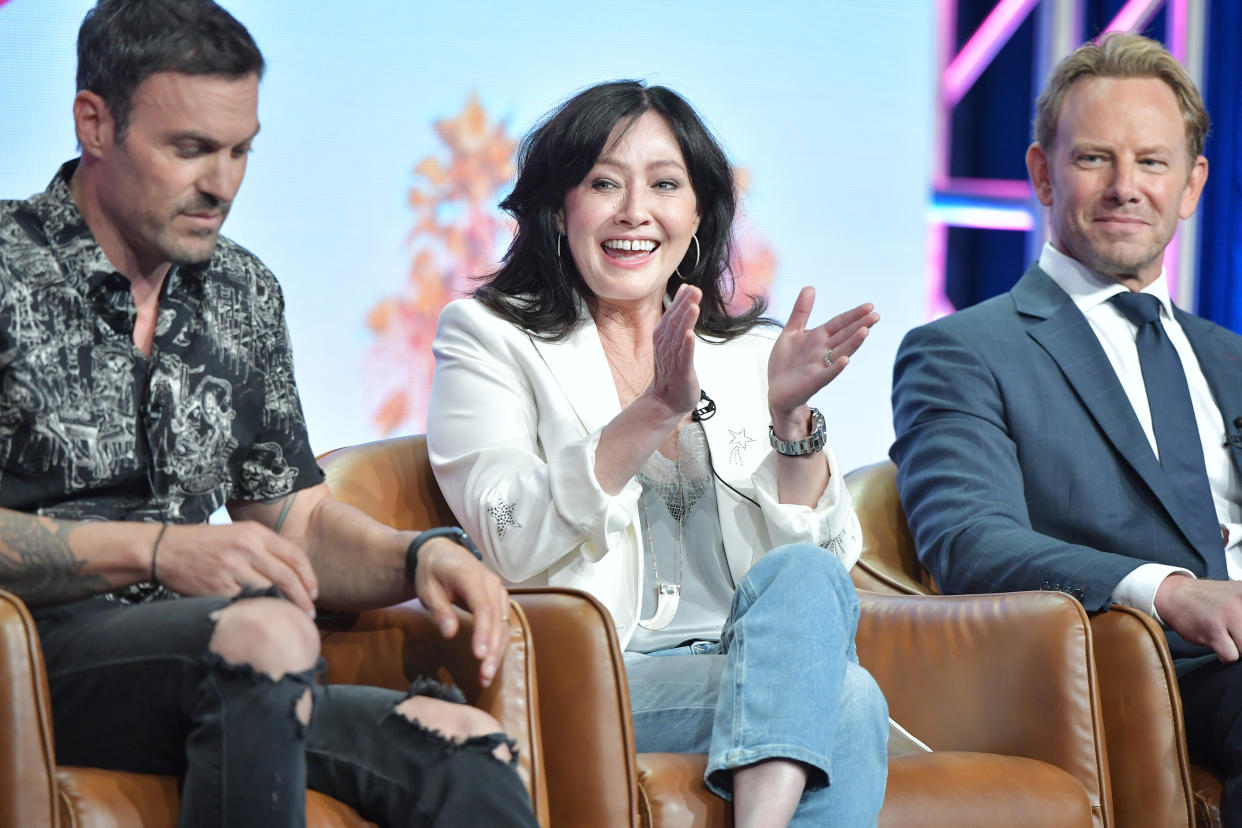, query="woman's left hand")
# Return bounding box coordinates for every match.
[767,286,878,422]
